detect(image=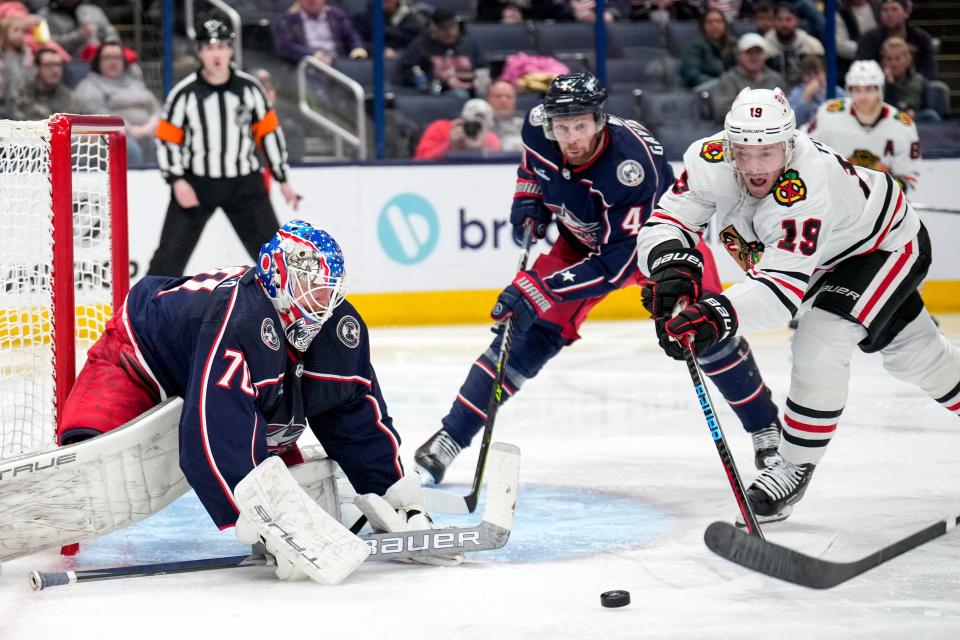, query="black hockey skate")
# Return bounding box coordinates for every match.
[414,429,462,485]
[745,459,816,524]
[751,421,782,470]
